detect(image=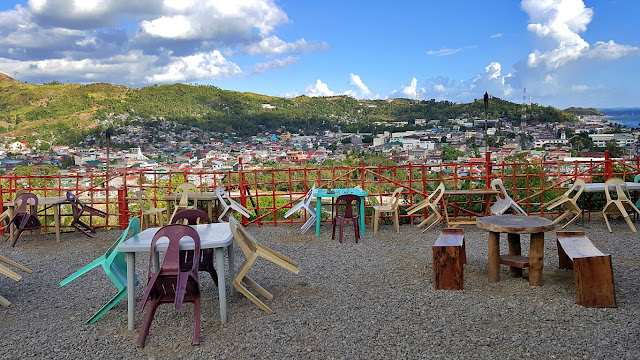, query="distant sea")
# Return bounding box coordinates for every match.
[599,108,640,128]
